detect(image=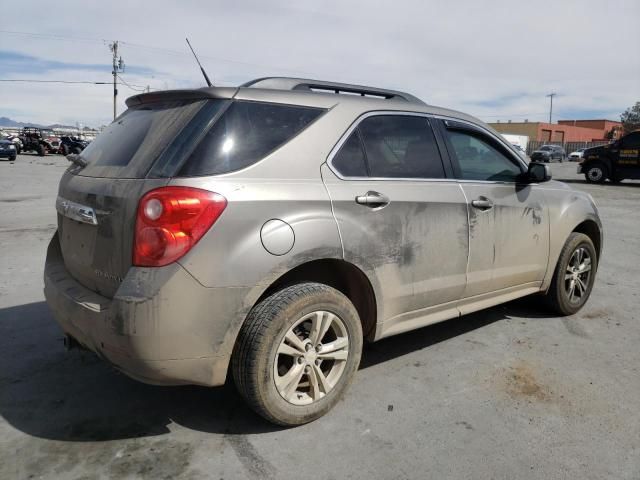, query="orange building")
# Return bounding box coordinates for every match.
[489,119,622,142]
